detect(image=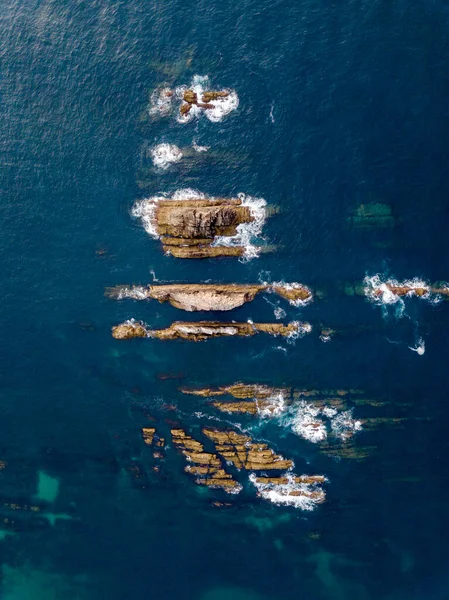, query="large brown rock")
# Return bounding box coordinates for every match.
[111,320,148,340]
[148,284,264,311]
[155,203,252,239]
[106,283,313,310]
[183,89,197,104]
